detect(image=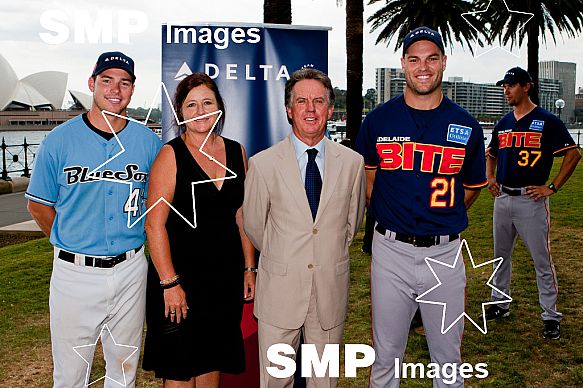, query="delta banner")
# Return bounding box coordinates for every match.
[161,23,330,157]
